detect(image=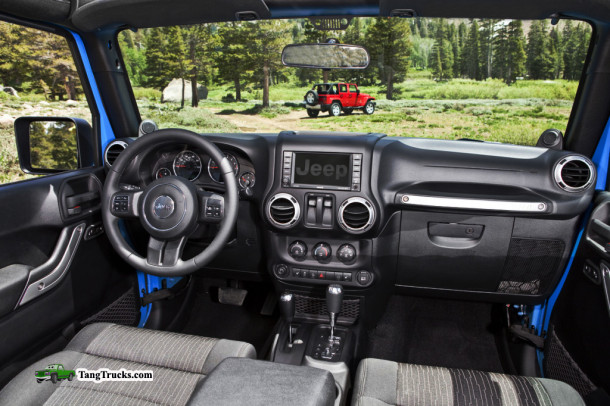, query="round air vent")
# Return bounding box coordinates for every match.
[266,193,300,229]
[104,140,128,167]
[338,197,375,234]
[553,156,595,192]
